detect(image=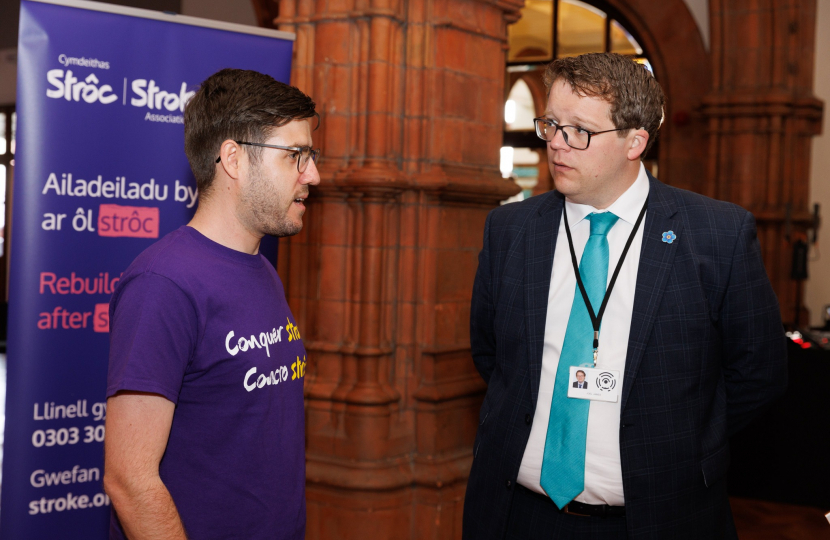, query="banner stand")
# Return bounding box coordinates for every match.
[2,2,293,537]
